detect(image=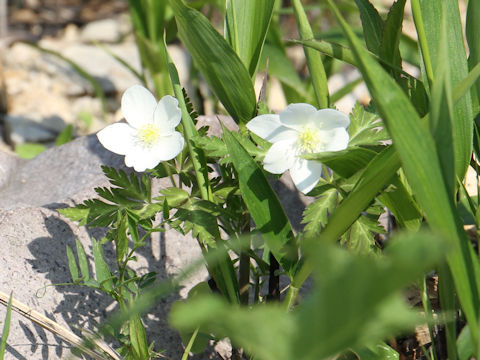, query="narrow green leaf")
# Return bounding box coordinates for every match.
[379,0,406,79]
[0,293,13,360]
[354,0,384,54]
[292,0,329,108]
[466,0,480,113]
[75,239,90,282]
[55,124,74,146]
[328,0,480,347]
[225,0,275,77]
[129,314,149,360]
[92,238,113,292]
[66,245,80,283]
[418,0,473,180]
[169,0,256,124]
[223,129,298,276]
